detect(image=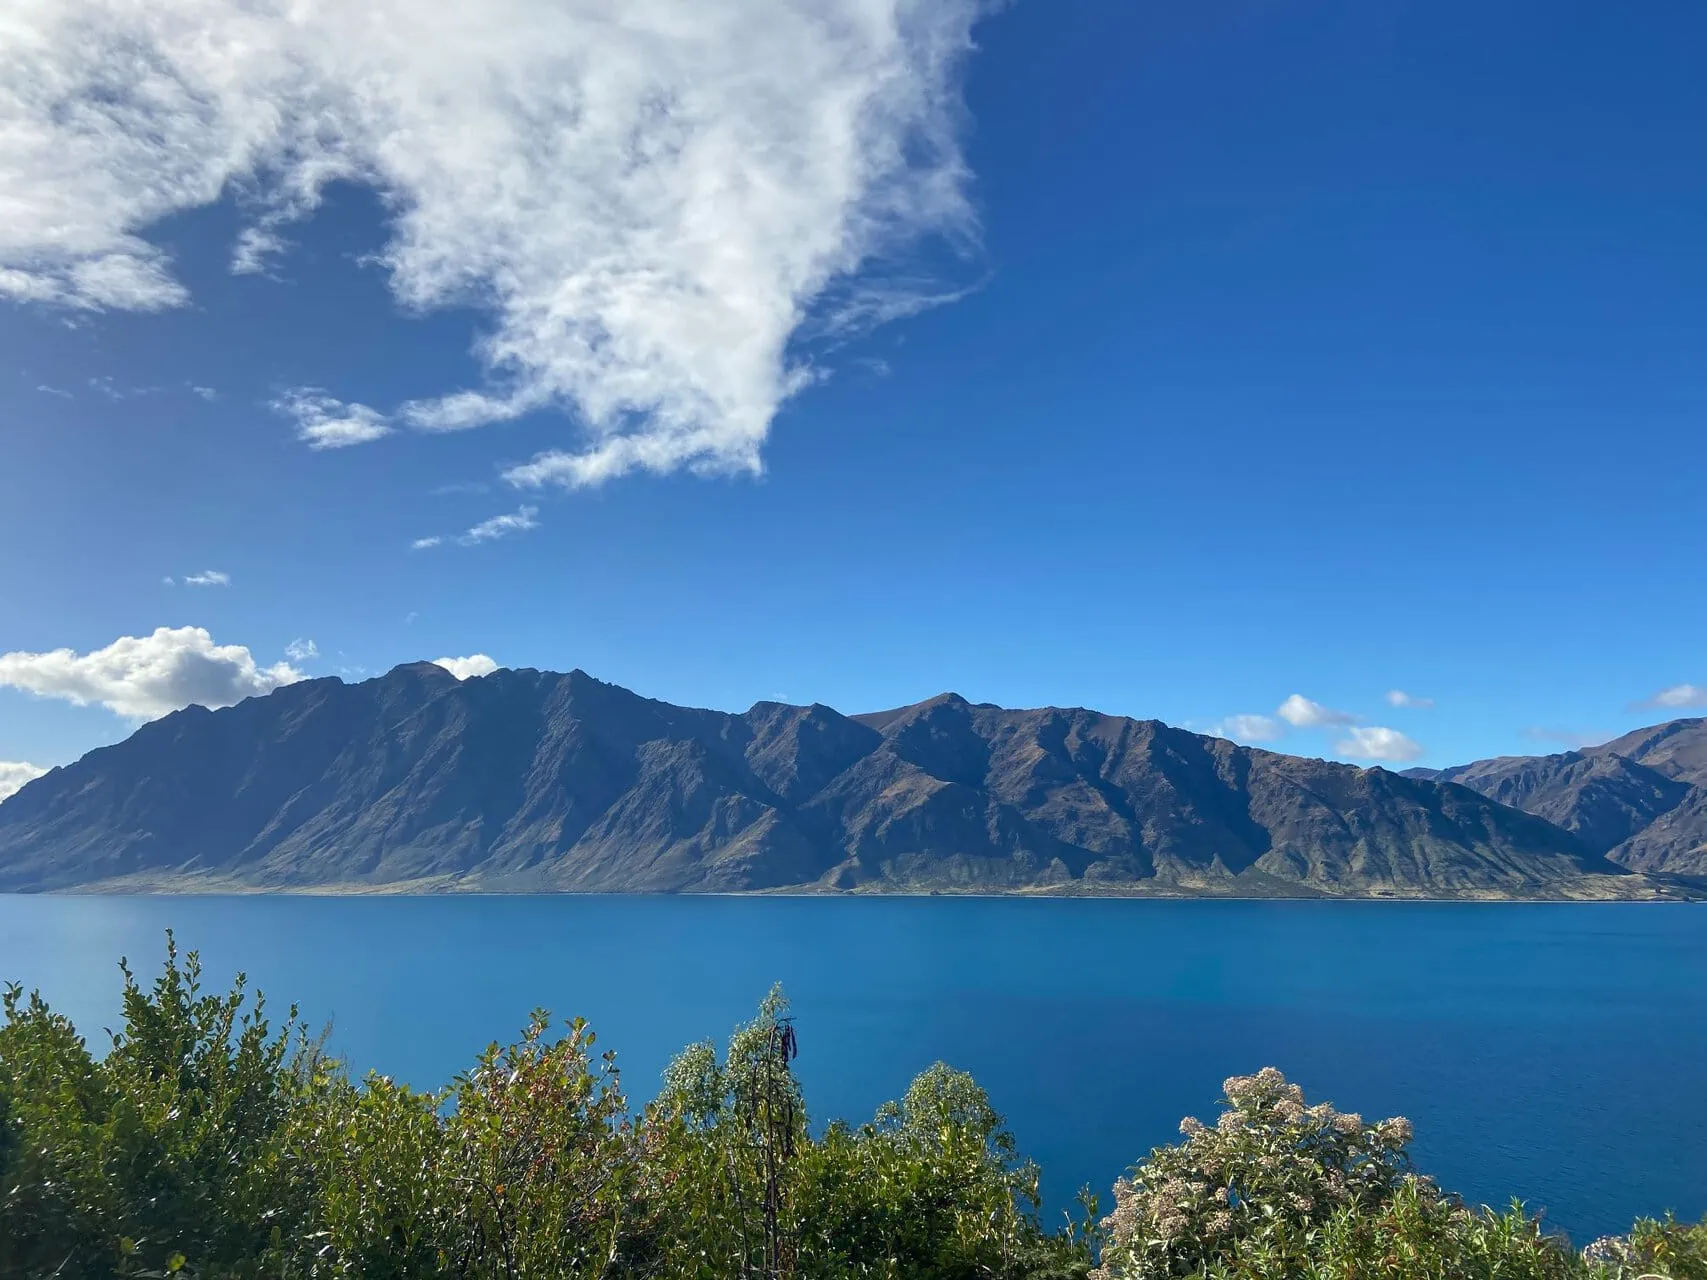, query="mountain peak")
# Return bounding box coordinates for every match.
[385,661,458,680]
